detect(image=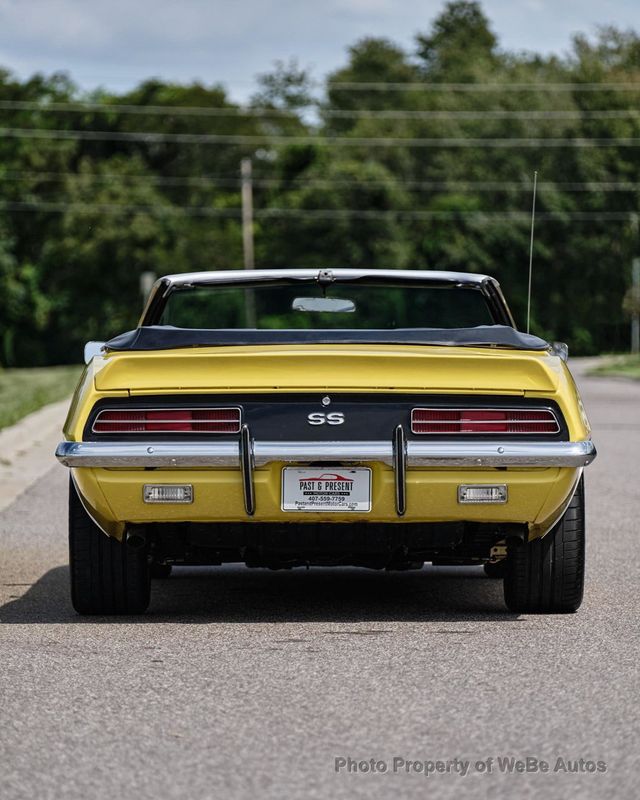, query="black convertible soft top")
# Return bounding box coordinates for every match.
[105,325,549,352]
